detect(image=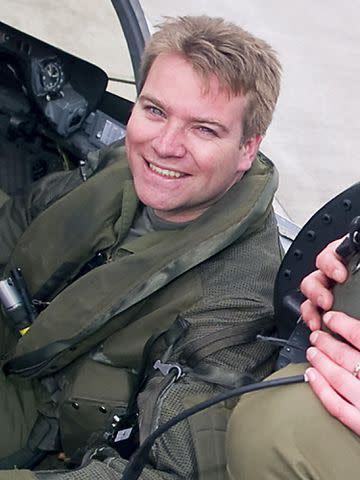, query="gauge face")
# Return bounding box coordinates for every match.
[40,59,65,93]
